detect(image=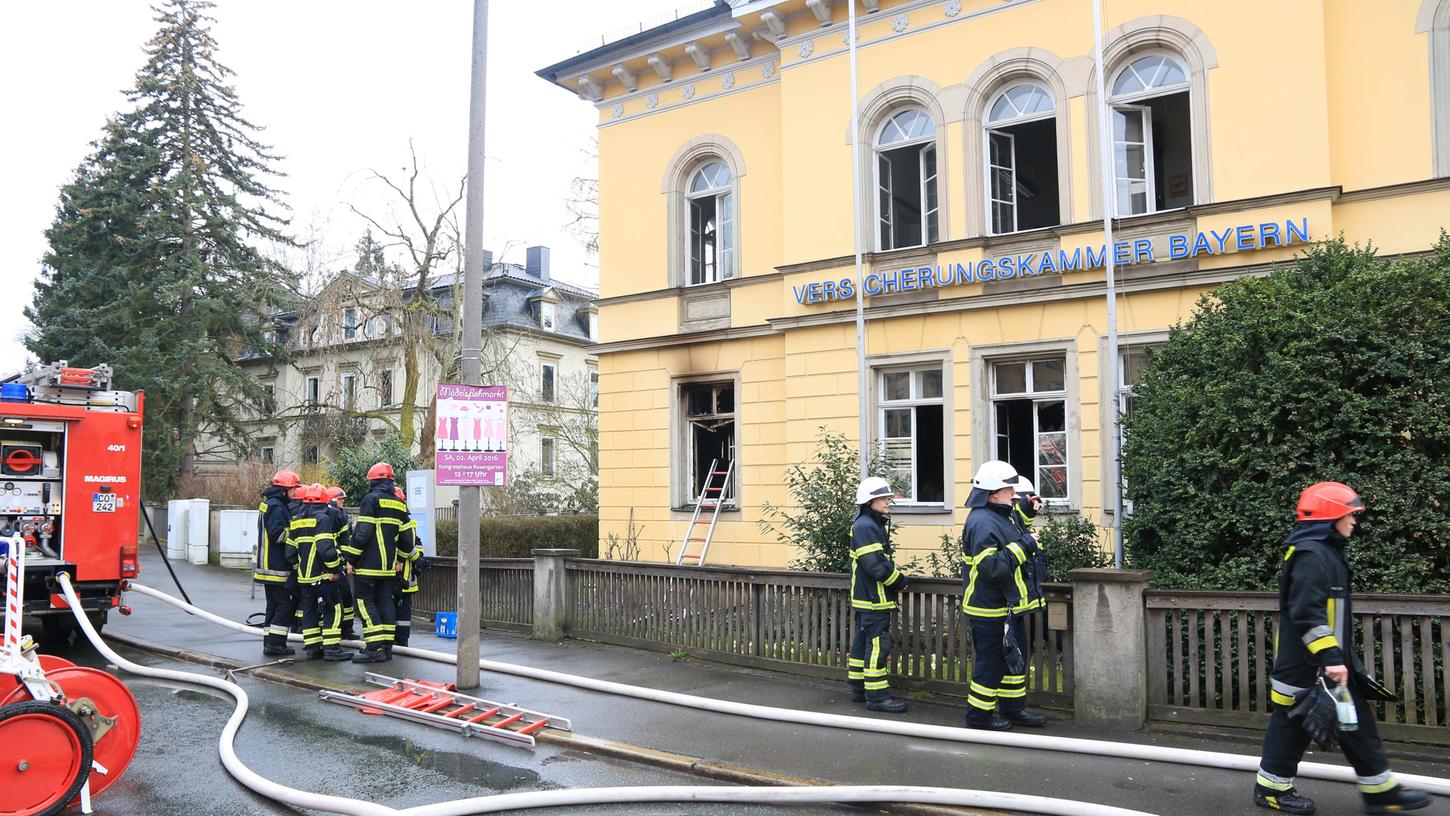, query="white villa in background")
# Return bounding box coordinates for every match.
[194,246,598,510]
